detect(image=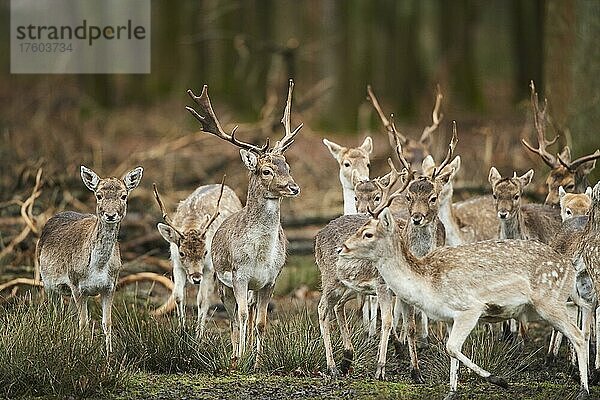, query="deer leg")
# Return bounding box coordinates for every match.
[446,311,504,392]
[220,284,239,366]
[392,295,403,338]
[172,264,187,327]
[232,280,249,359]
[374,287,397,381]
[358,293,369,334]
[196,277,210,337]
[101,290,114,354]
[71,287,88,330]
[334,292,355,375]
[595,306,600,371]
[420,309,429,344]
[247,291,257,351]
[318,288,338,376]
[254,285,274,369]
[537,303,589,395]
[369,295,379,337]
